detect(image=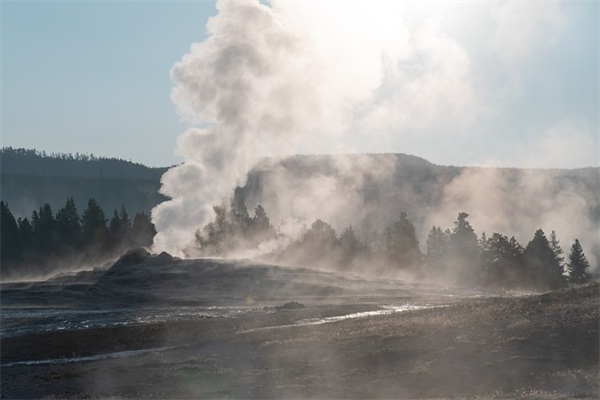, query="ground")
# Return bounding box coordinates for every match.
[1,283,598,399]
